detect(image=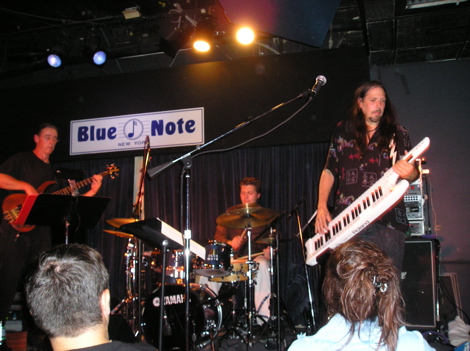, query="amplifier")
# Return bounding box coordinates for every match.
[404,180,425,221]
[401,239,439,330]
